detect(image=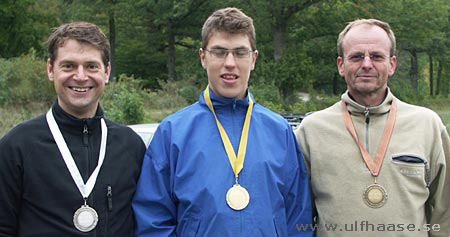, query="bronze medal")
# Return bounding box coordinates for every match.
[226,184,250,211]
[363,183,387,208]
[73,204,98,232]
[341,99,397,209]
